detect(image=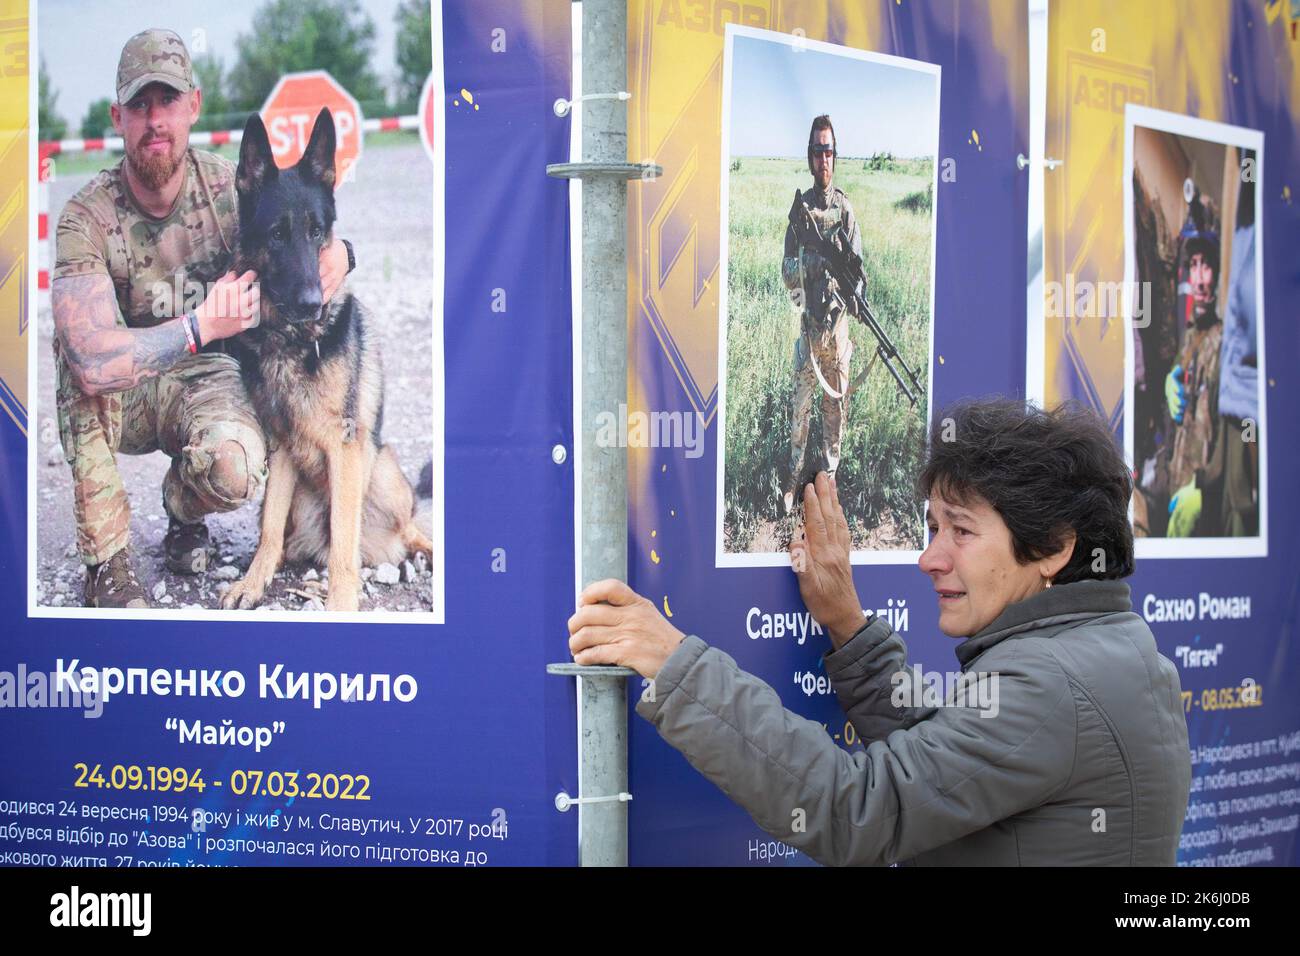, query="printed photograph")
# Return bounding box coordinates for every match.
[1122,106,1267,558]
[715,25,938,567]
[29,0,444,618]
